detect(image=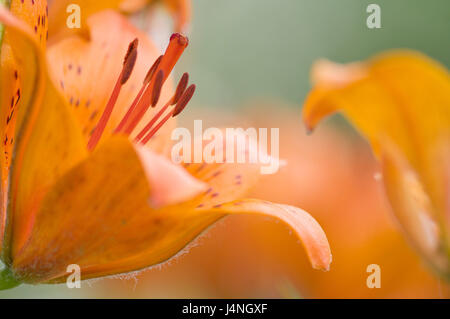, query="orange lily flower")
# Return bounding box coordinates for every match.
[0,5,330,289]
[302,51,450,278]
[48,0,191,41]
